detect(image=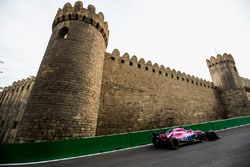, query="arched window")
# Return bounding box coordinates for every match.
[233,67,238,73]
[59,27,69,39]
